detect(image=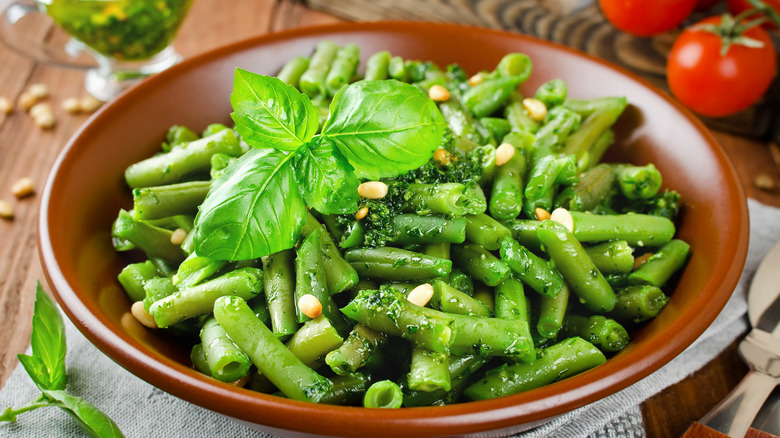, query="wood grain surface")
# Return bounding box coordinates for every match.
[305,0,780,139]
[0,1,778,436]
